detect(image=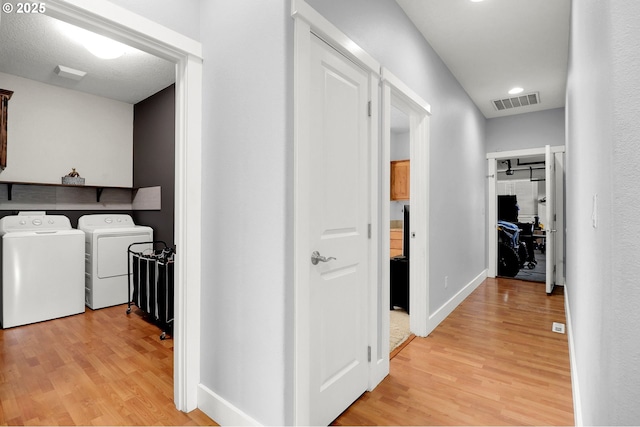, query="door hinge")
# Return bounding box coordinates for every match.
[367,346,371,362]
[367,100,372,117]
[368,223,371,239]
